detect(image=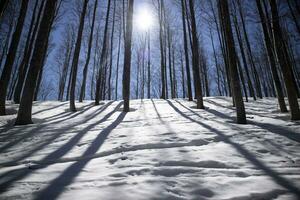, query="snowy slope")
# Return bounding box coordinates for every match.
[0,97,300,200]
